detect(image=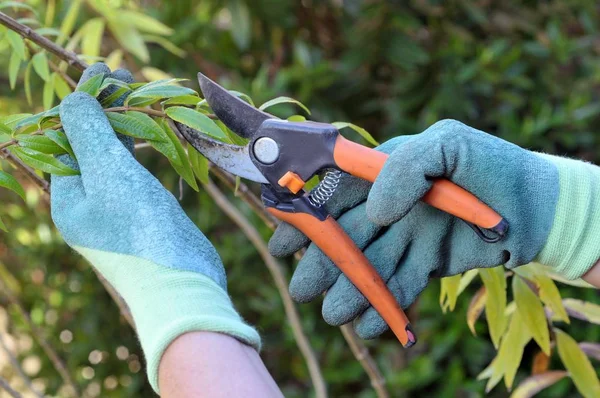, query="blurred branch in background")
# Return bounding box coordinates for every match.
[0,375,21,398]
[0,326,44,398]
